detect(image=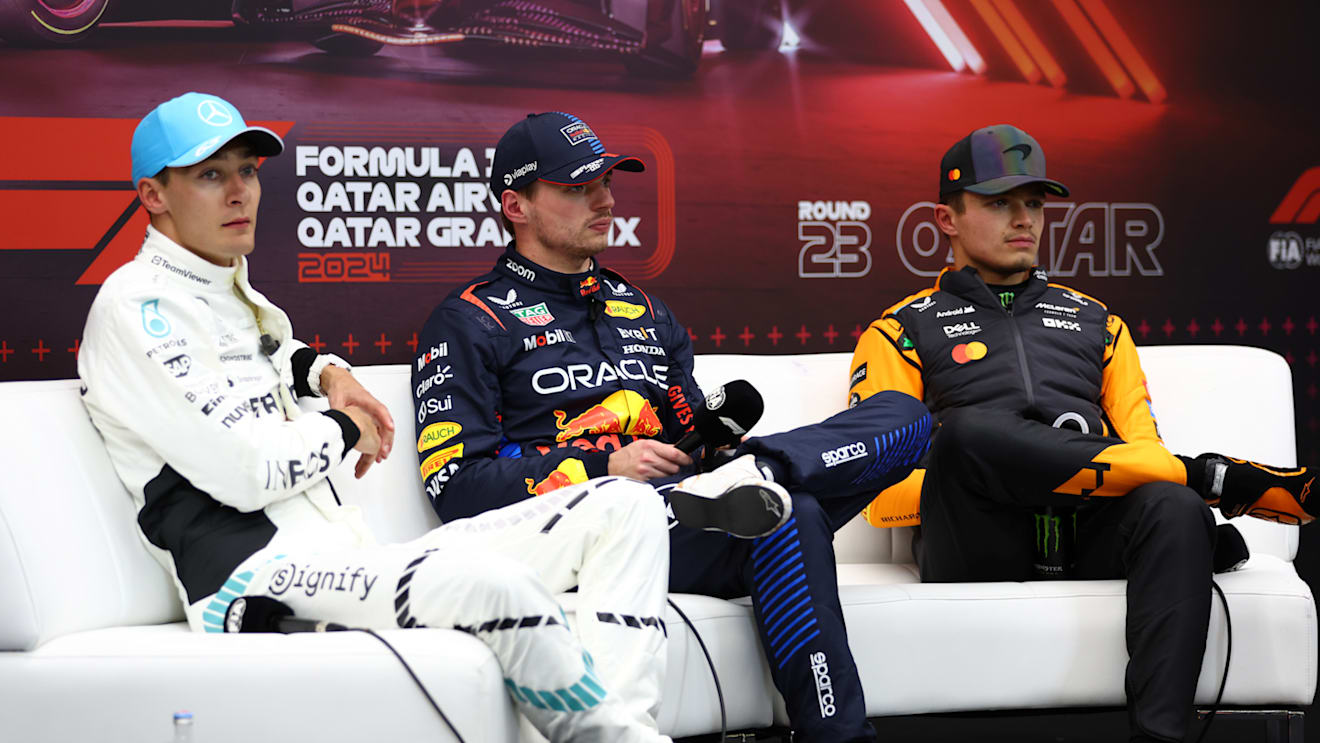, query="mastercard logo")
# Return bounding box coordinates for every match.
[948,168,961,181]
[951,341,987,364]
